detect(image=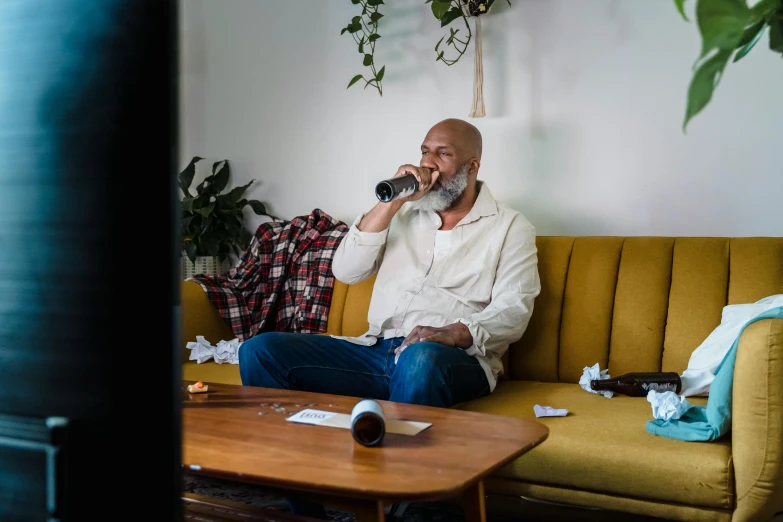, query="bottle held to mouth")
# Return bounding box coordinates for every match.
[375,169,431,202]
